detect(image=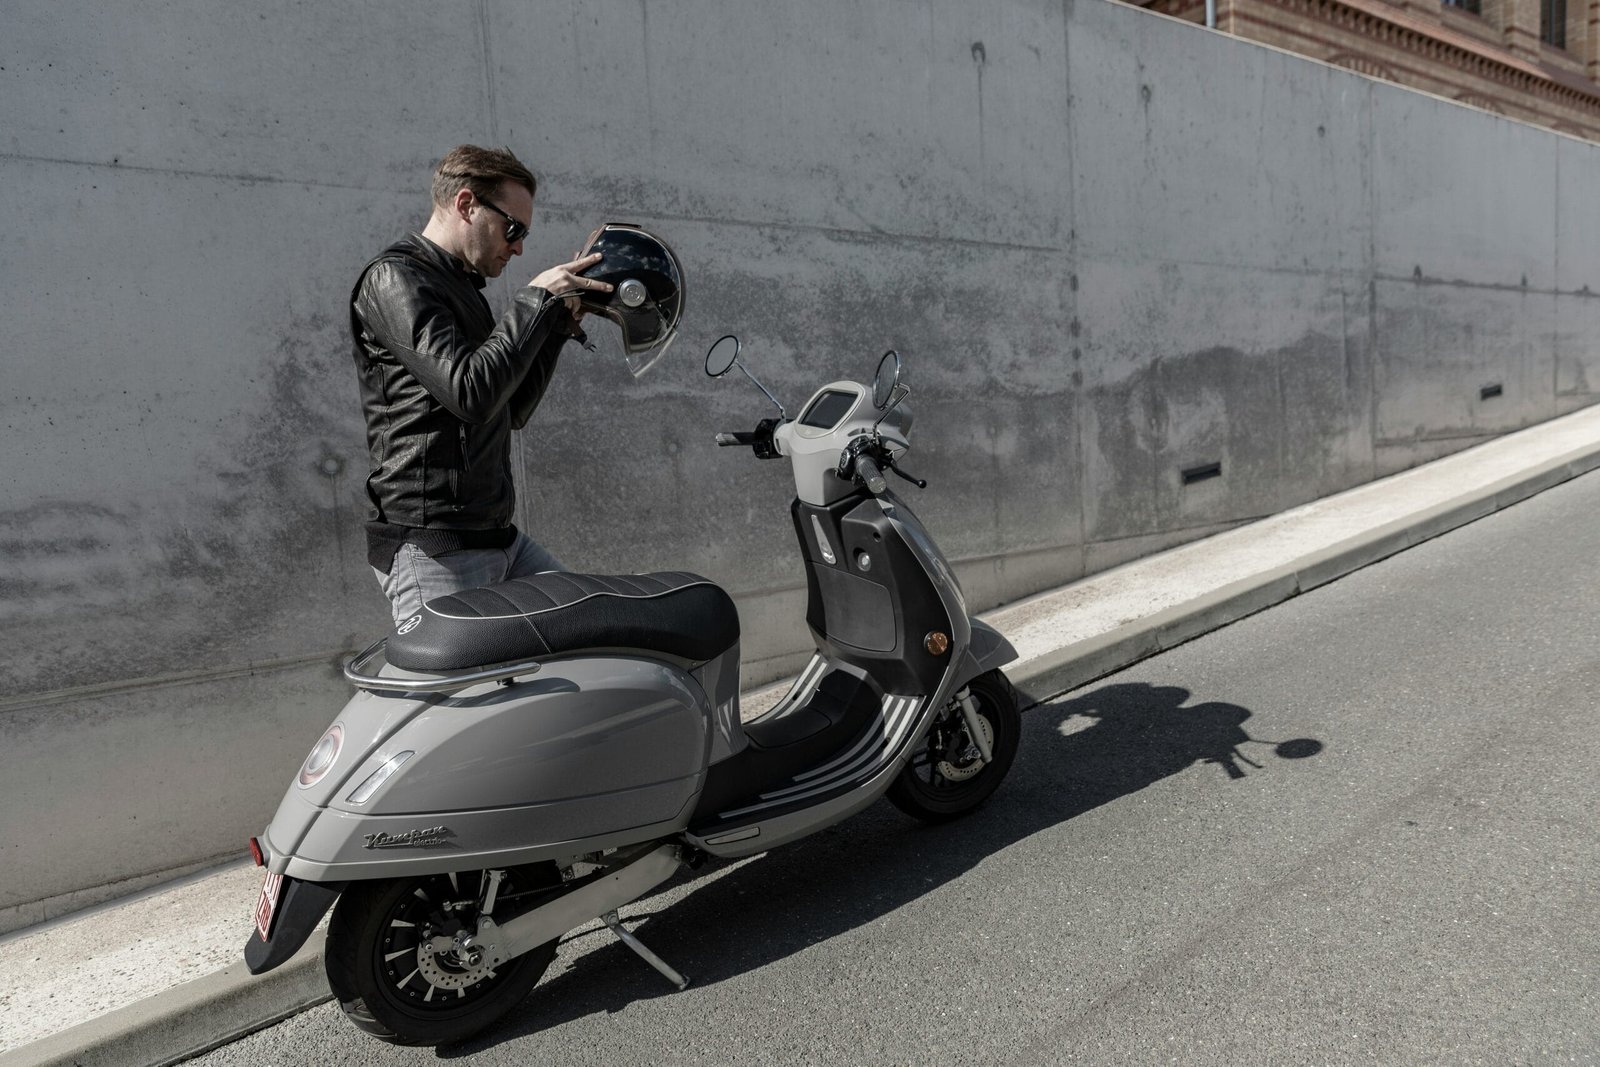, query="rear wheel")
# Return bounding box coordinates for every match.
[325,864,562,1046]
[887,670,1021,822]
